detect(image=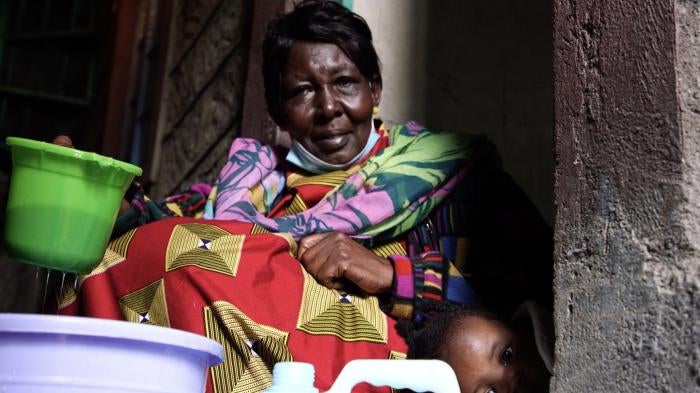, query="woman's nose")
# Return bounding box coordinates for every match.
[315,85,341,119]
